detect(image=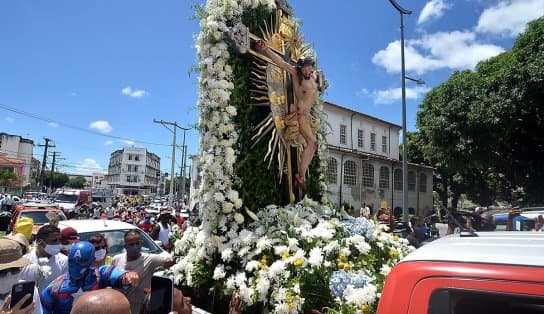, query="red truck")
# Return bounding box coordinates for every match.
[377,231,544,314]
